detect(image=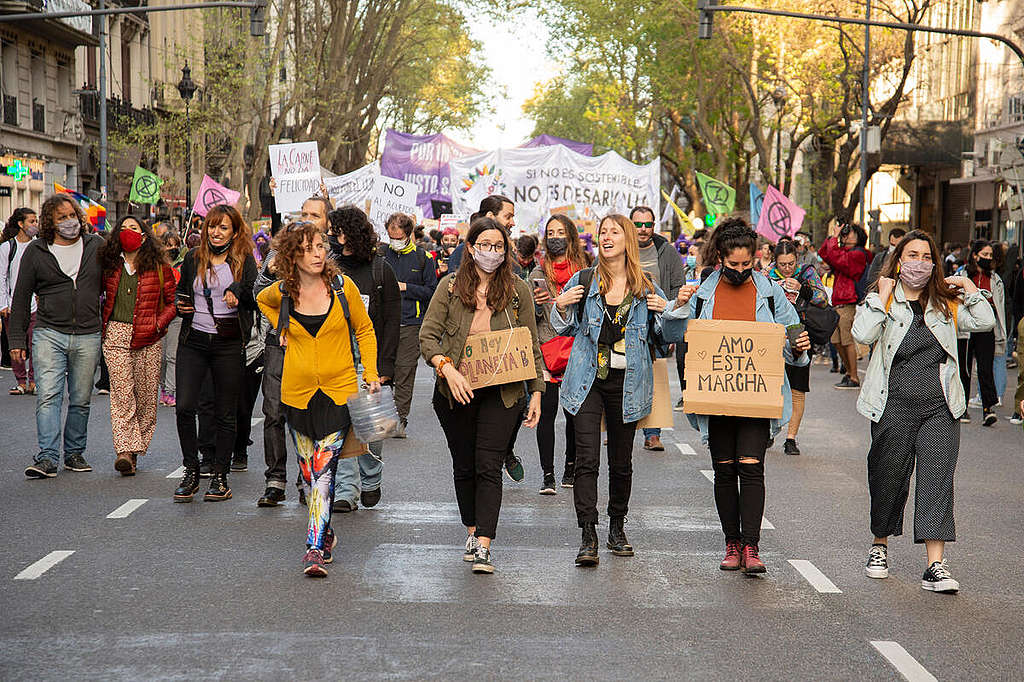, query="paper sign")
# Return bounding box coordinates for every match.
[457,326,537,390]
[369,175,418,237]
[695,171,736,215]
[269,141,321,214]
[683,319,786,419]
[755,185,806,241]
[439,214,458,232]
[638,358,674,429]
[749,183,765,227]
[129,166,161,204]
[323,161,378,208]
[192,175,240,217]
